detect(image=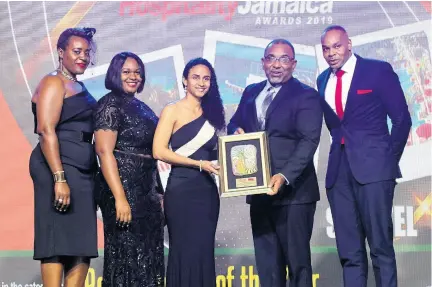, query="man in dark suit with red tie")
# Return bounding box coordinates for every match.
[316,25,412,287]
[228,39,323,287]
